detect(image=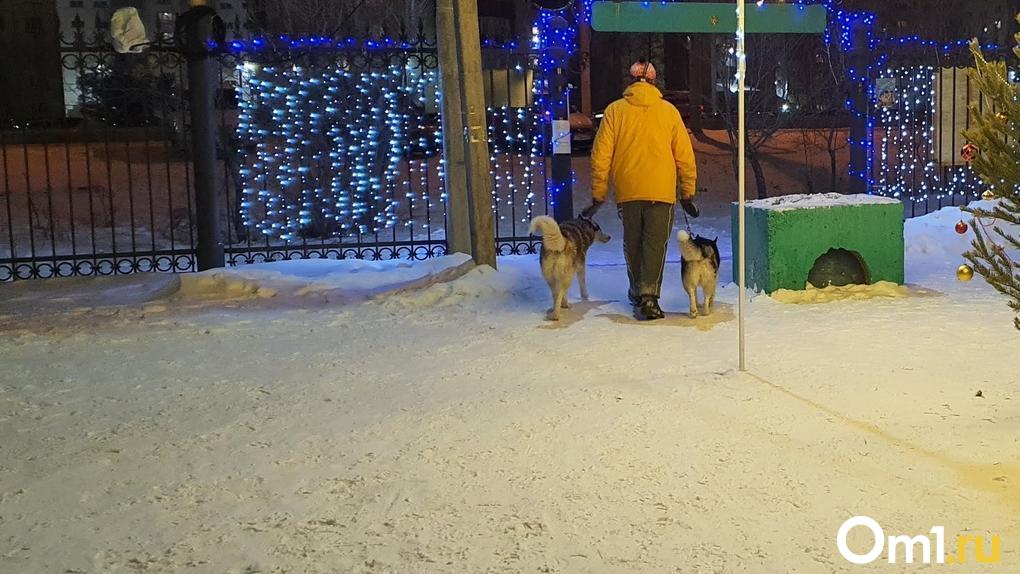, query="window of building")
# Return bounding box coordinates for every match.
[94,0,108,7]
[69,0,84,7]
